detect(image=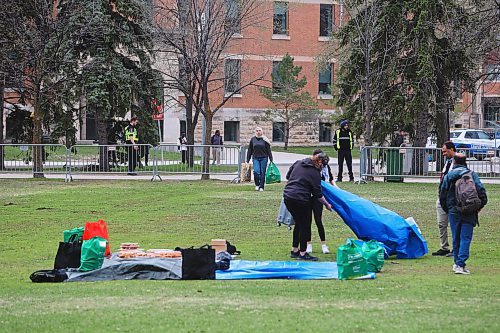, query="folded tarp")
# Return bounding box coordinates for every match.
[321,181,428,259]
[65,254,182,282]
[216,260,376,280]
